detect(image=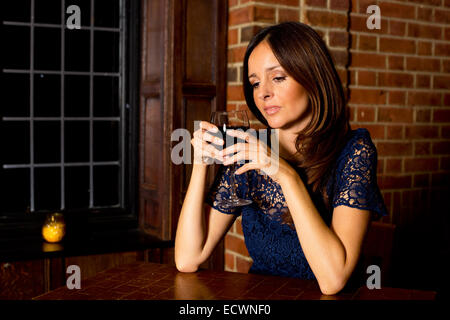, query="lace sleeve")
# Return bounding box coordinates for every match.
[333,130,388,220]
[205,163,249,215]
